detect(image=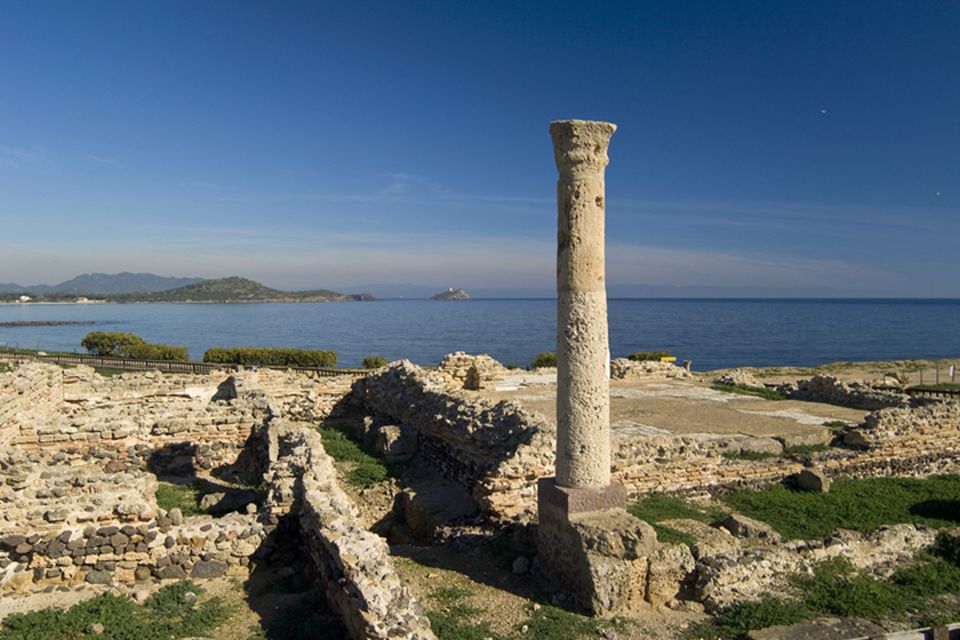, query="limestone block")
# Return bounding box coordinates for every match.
[374,425,419,462]
[795,468,831,493]
[720,514,782,544]
[645,542,696,607]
